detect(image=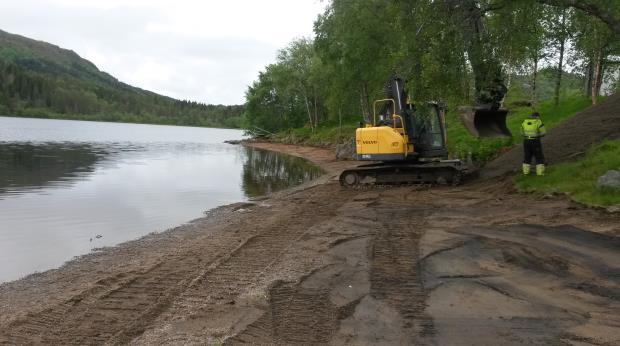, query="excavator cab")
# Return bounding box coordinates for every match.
[459,106,511,138]
[408,103,448,158]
